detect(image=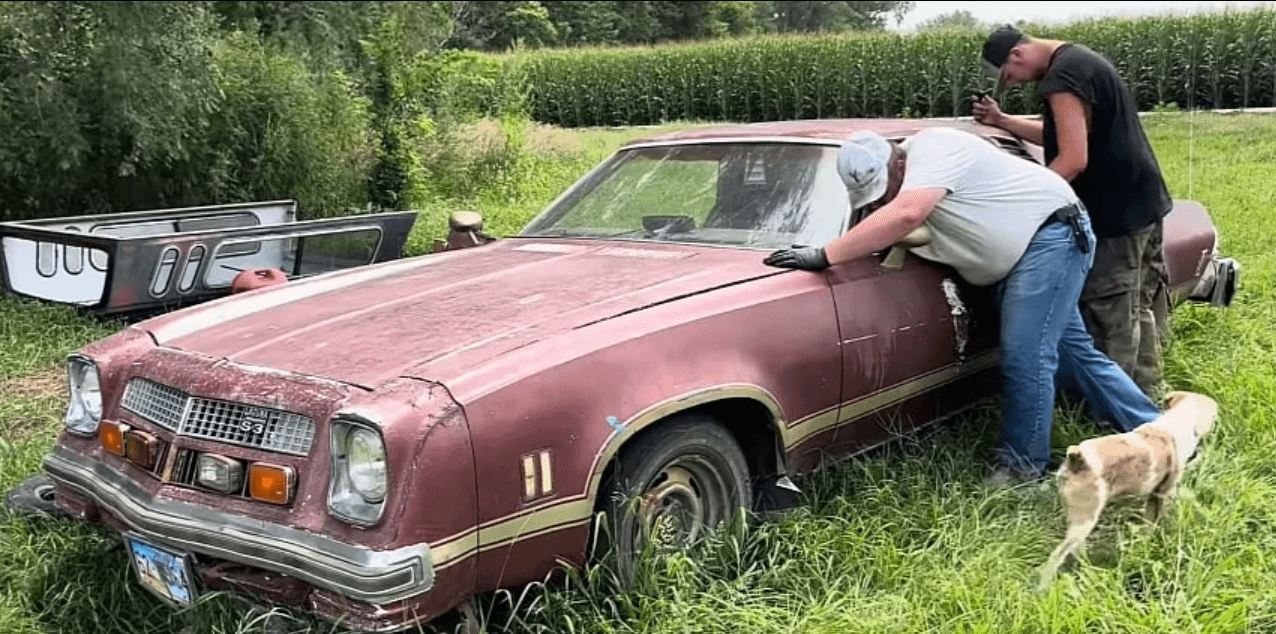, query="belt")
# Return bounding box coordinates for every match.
[1040,202,1090,253]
